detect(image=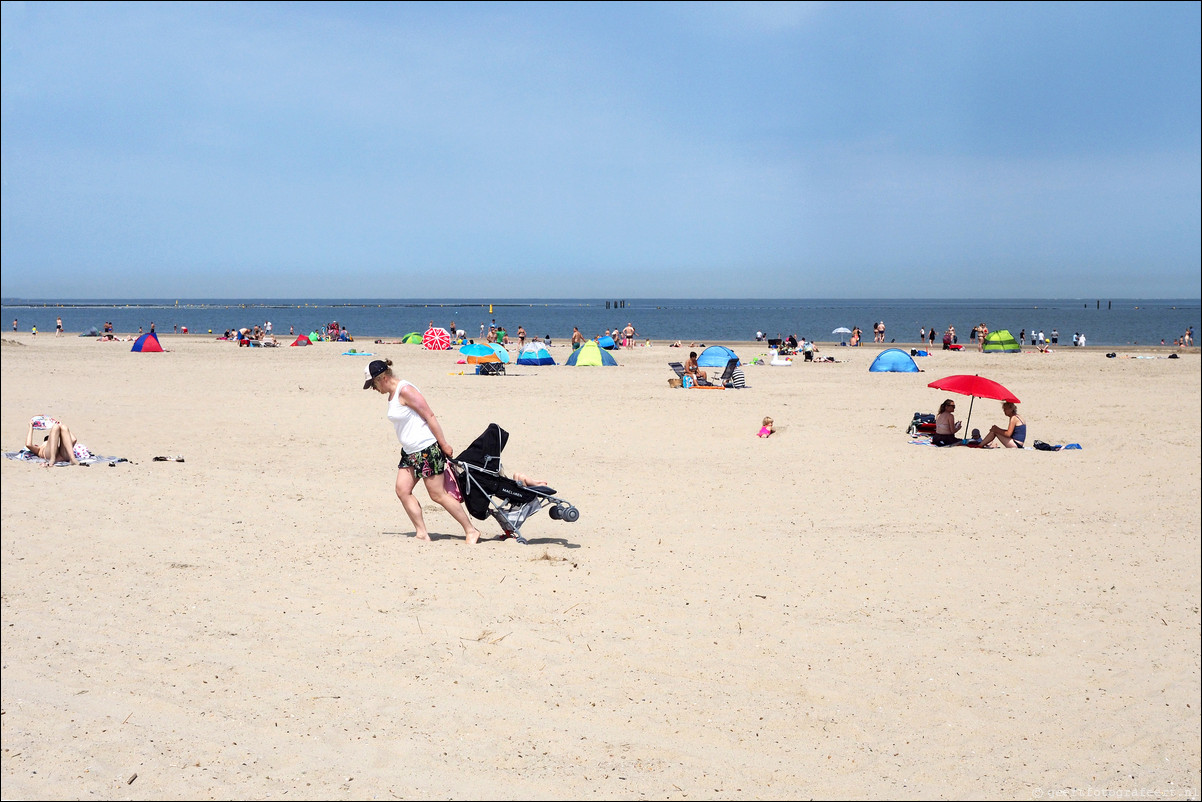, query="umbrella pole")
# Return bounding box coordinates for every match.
[963,396,976,441]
